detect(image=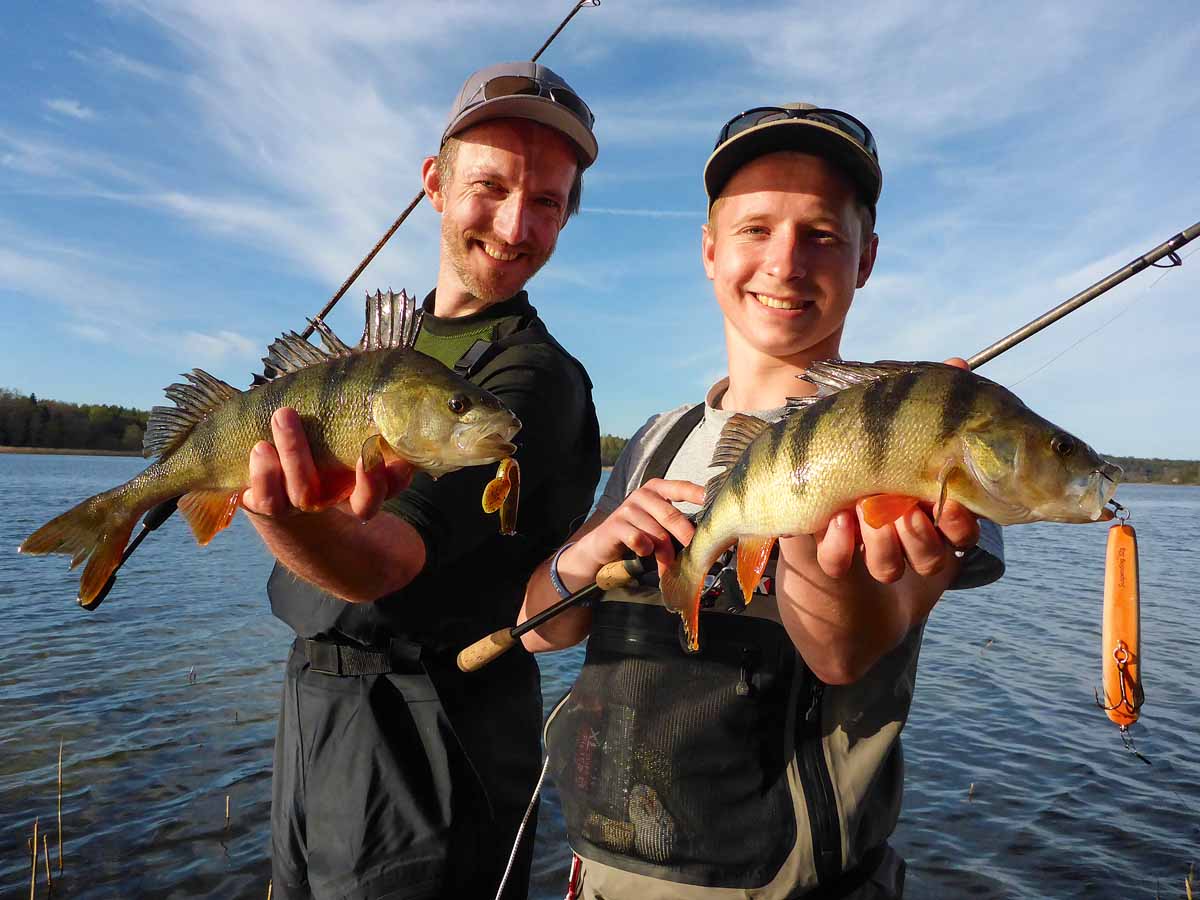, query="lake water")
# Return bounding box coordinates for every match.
[1,455,1197,898]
